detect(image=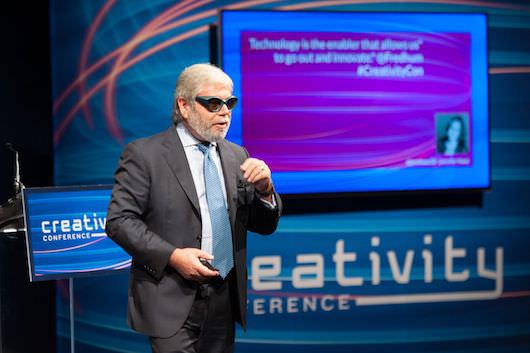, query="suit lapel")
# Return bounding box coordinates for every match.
[218,140,238,228]
[162,127,201,214]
